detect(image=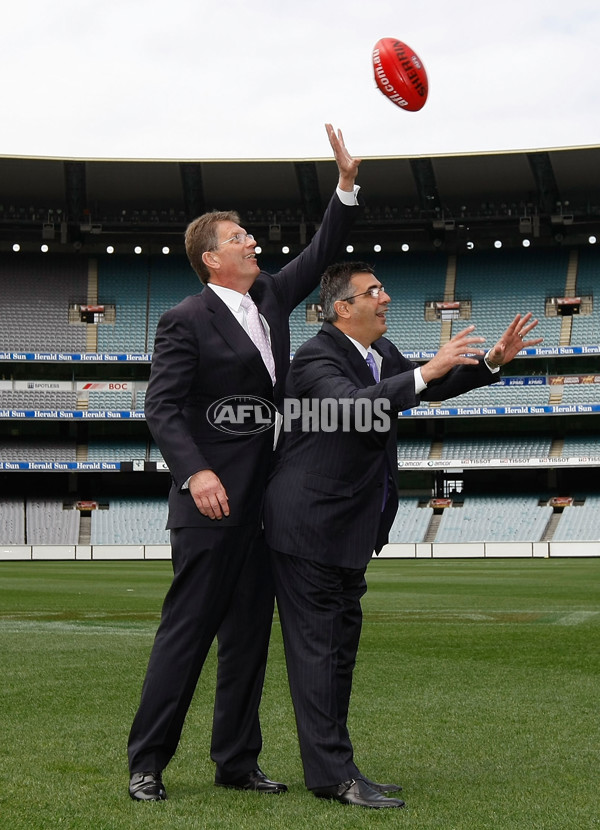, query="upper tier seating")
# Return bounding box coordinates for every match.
[0,254,88,352]
[455,249,566,347]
